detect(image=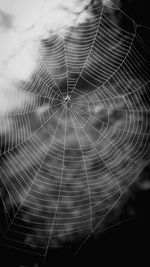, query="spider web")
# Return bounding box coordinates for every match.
[0,0,150,260]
